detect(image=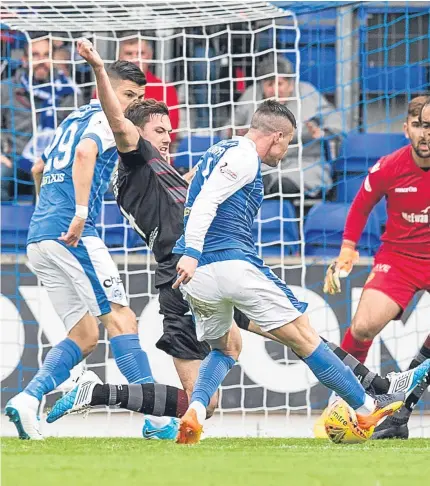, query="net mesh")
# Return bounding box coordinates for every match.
[1,1,288,31]
[1,1,429,438]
